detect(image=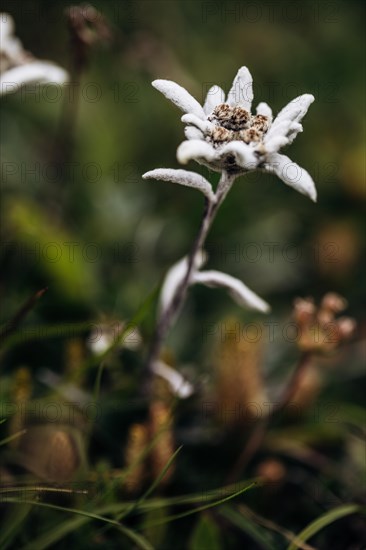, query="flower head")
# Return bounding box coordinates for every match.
[293,293,356,353]
[152,67,317,201]
[0,13,68,96]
